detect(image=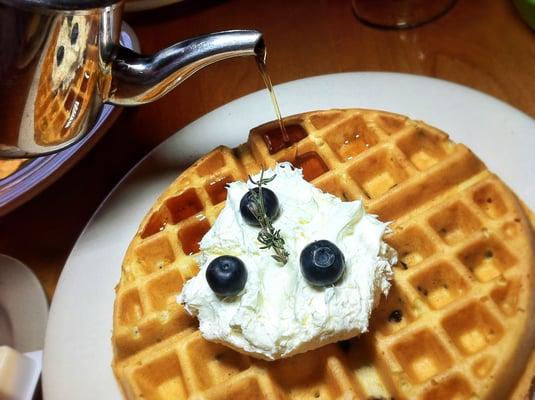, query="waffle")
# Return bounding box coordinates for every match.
[33,15,98,146]
[112,109,535,399]
[0,159,27,180]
